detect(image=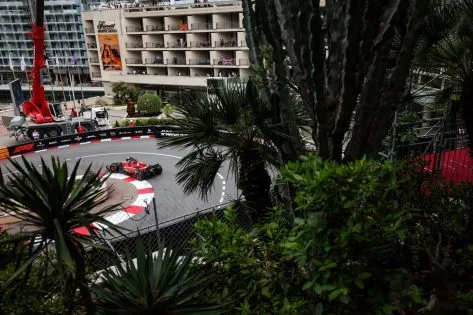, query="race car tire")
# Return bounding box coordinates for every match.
[108,164,118,172]
[136,170,144,181]
[153,165,163,175]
